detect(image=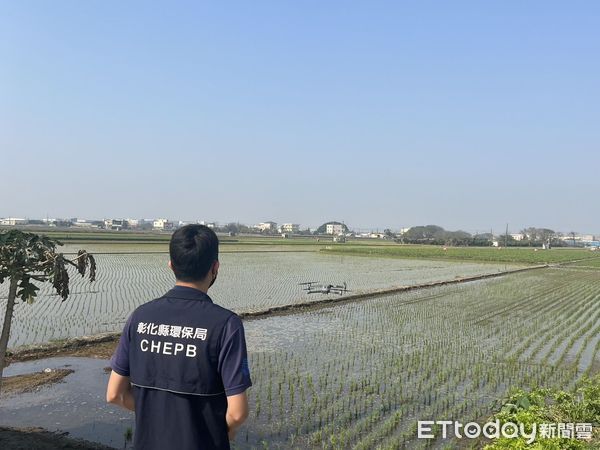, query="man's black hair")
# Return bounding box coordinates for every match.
[169,224,219,282]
